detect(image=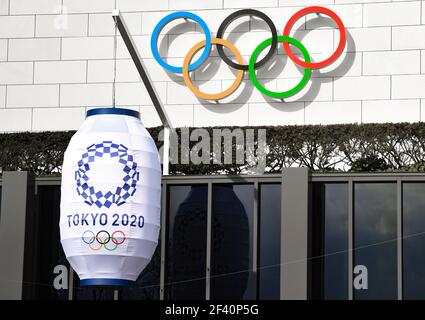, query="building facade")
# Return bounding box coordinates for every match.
[1,0,425,301]
[0,0,424,131]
